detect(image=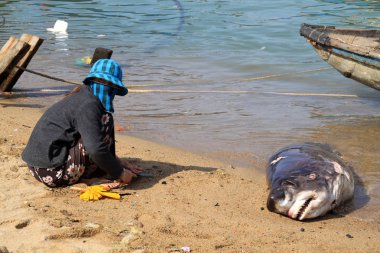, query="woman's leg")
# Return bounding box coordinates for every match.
[28,165,66,188]
[28,139,96,187]
[64,139,87,185]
